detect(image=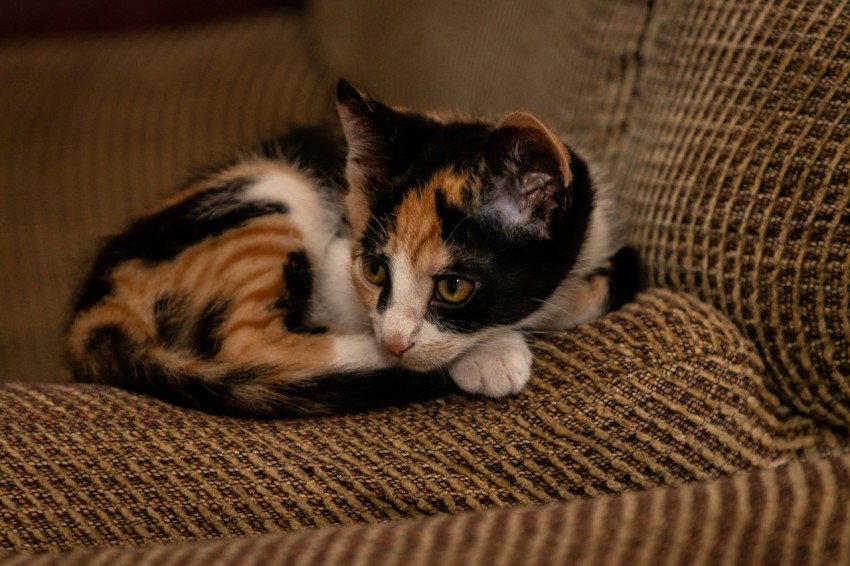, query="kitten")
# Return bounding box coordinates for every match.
[65,79,639,417]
